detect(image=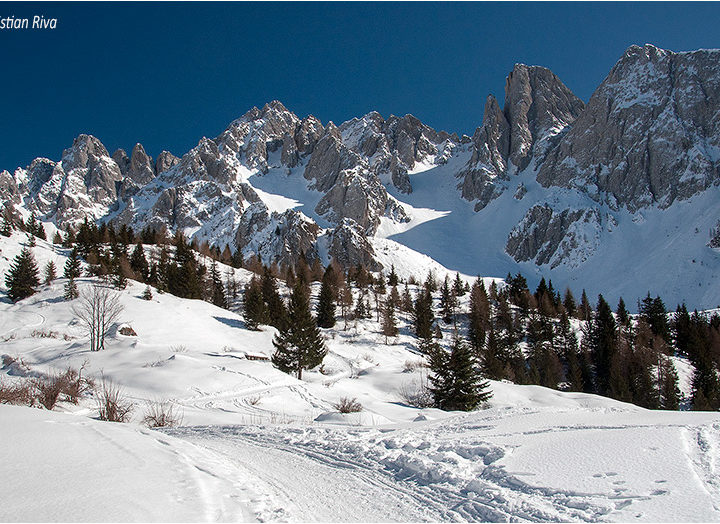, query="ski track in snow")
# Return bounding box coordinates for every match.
[683,423,720,511]
[167,419,674,523]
